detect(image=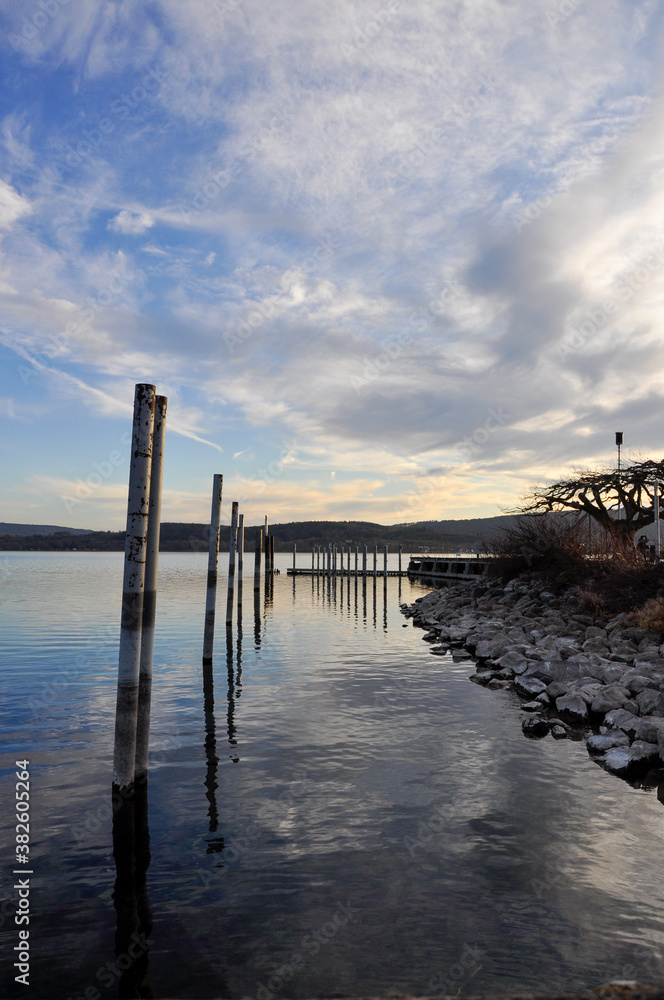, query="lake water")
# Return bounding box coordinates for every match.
[2,552,664,999]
